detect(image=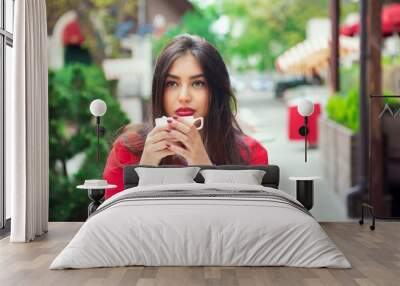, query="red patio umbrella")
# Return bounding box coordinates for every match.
[382,3,400,36]
[340,23,358,37]
[340,3,400,37]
